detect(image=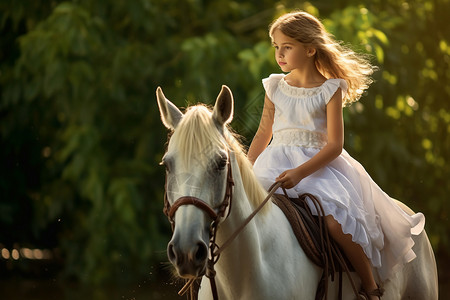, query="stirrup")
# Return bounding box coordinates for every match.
[358,285,384,299]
